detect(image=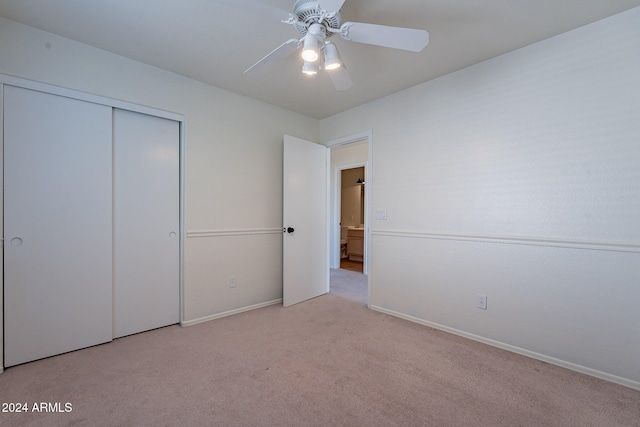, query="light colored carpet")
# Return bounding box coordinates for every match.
[329,267,368,306]
[0,270,638,426]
